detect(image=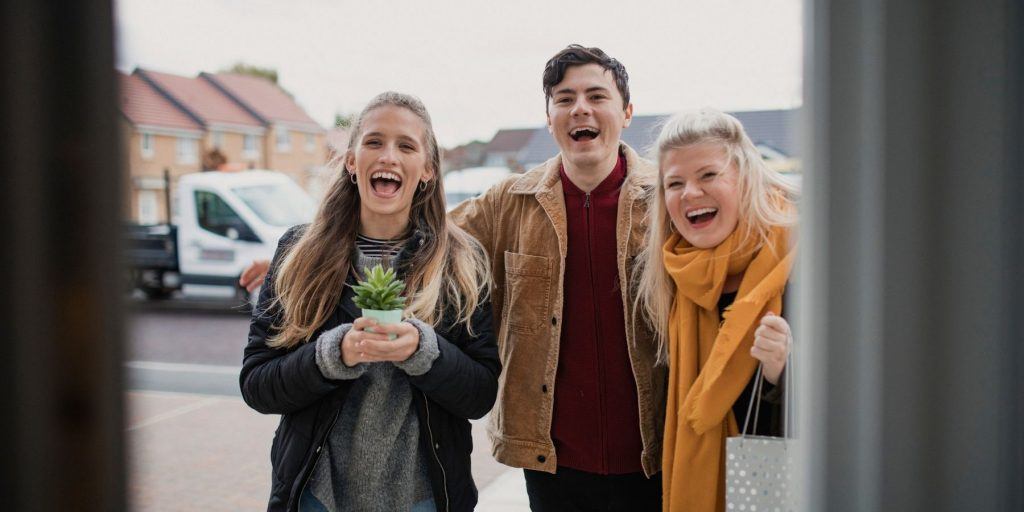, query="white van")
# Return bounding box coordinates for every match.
[128,170,316,302]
